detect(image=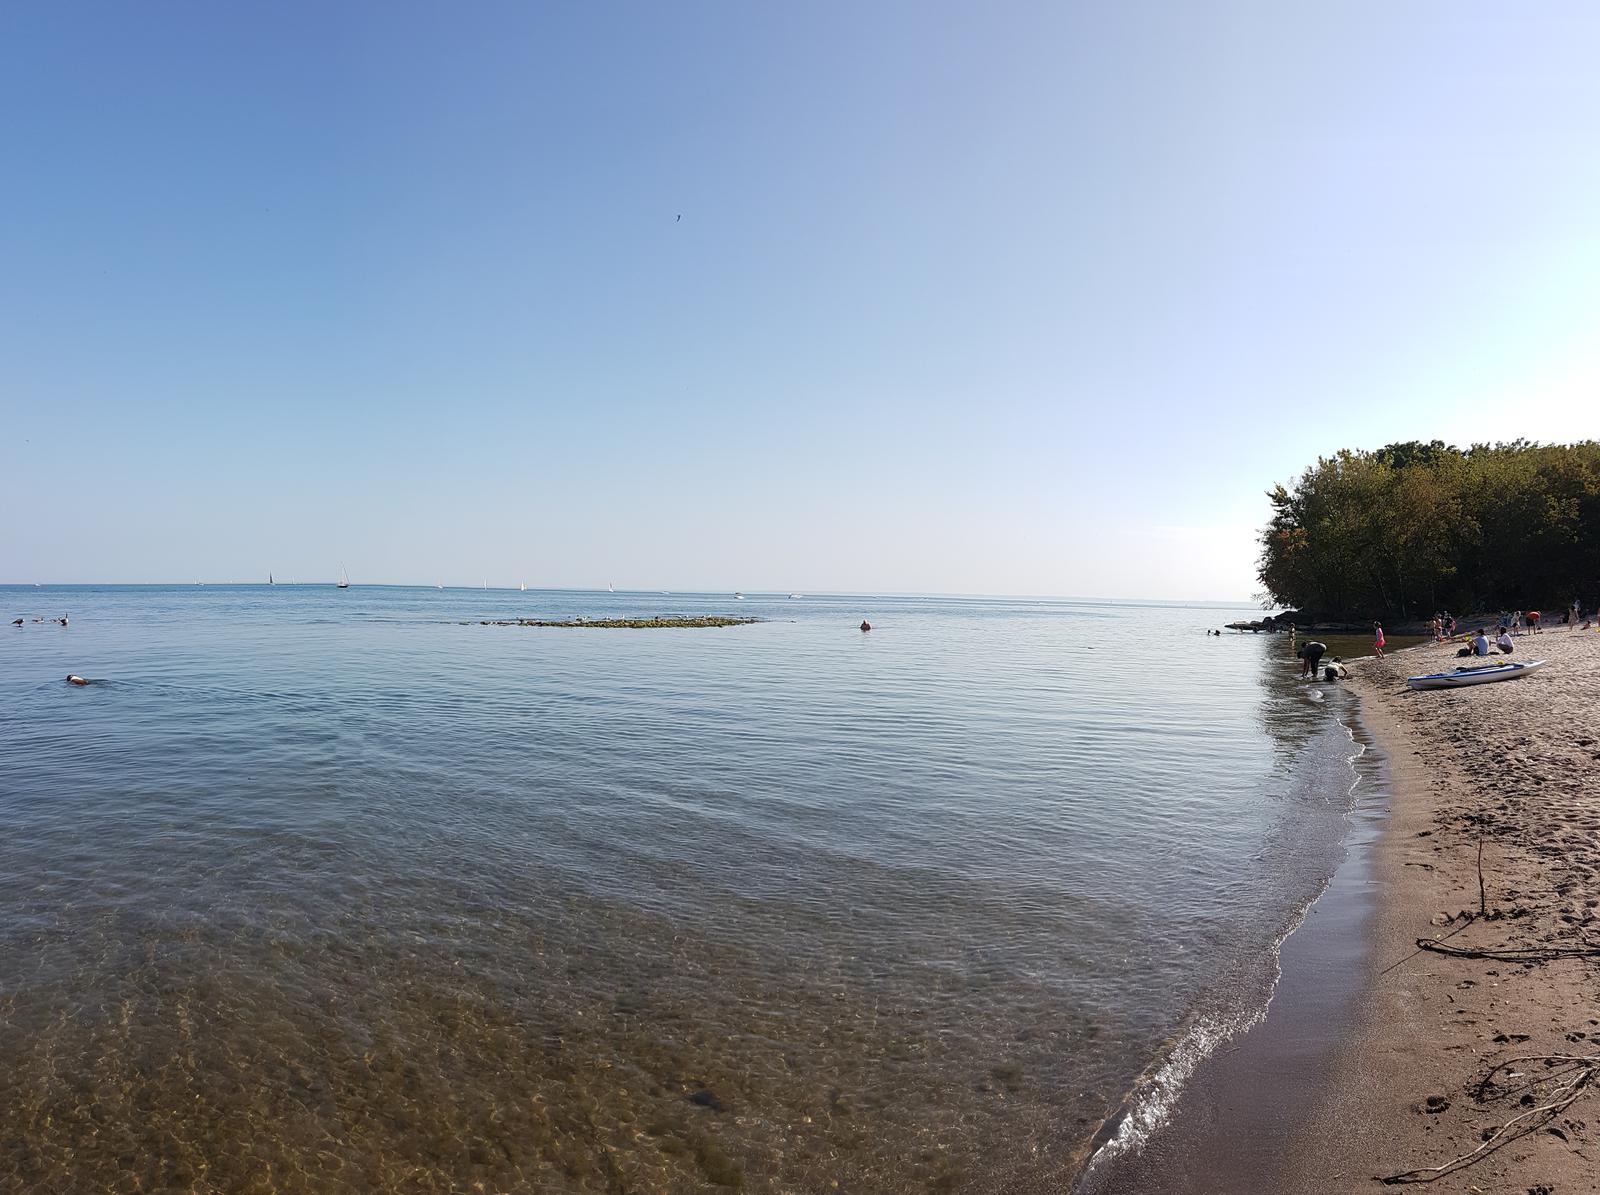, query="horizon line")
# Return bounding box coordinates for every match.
[0,580,1263,606]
